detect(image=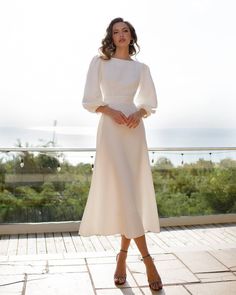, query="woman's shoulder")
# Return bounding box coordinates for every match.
[133,60,151,74]
[138,60,150,69]
[87,55,104,70]
[131,58,149,68]
[89,54,102,63]
[91,54,111,62]
[89,55,113,67]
